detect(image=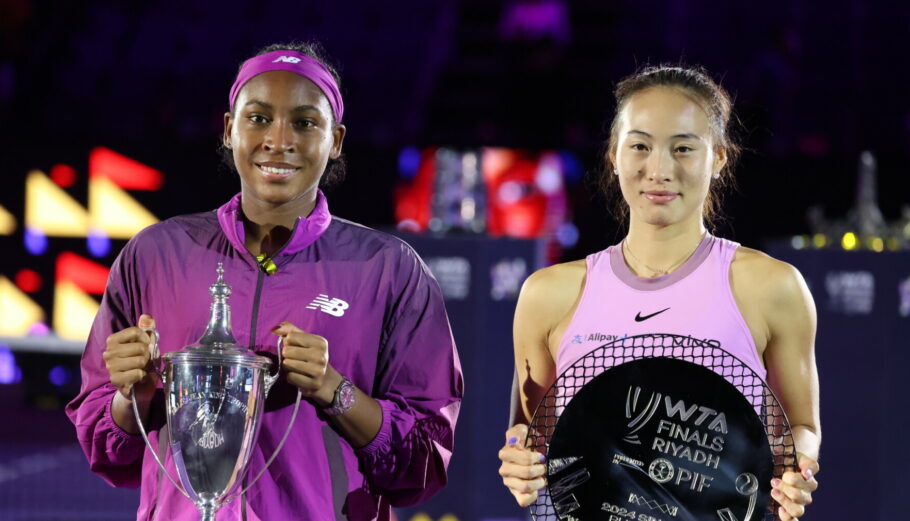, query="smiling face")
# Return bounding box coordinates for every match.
[224,70,345,213]
[611,86,726,229]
